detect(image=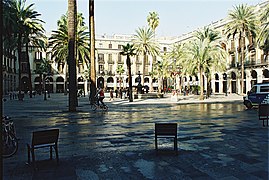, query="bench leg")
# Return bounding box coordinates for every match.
[27,144,31,164]
[55,145,59,164]
[50,146,53,160]
[155,136,158,153]
[31,149,36,168]
[174,137,178,155]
